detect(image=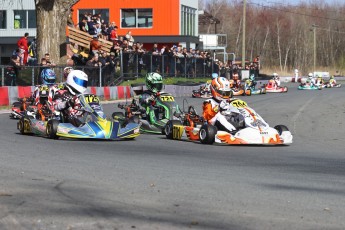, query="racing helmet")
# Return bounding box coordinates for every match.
[330,75,334,79]
[308,73,313,78]
[146,72,163,93]
[66,70,88,95]
[210,77,232,101]
[272,72,279,80]
[232,73,239,80]
[249,74,255,81]
[63,67,74,79]
[41,68,56,85]
[212,73,219,79]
